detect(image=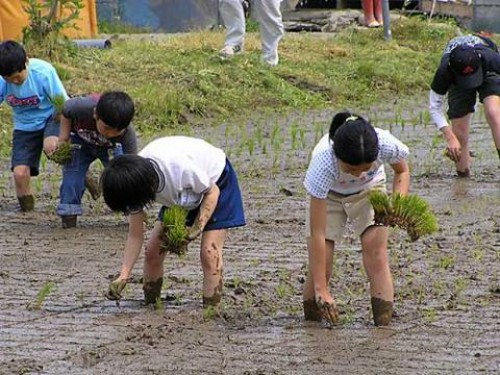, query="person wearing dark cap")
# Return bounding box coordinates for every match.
[429,34,500,177]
